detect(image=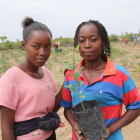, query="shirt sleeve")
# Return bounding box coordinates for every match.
[120,73,140,110]
[60,71,72,108]
[0,73,20,110]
